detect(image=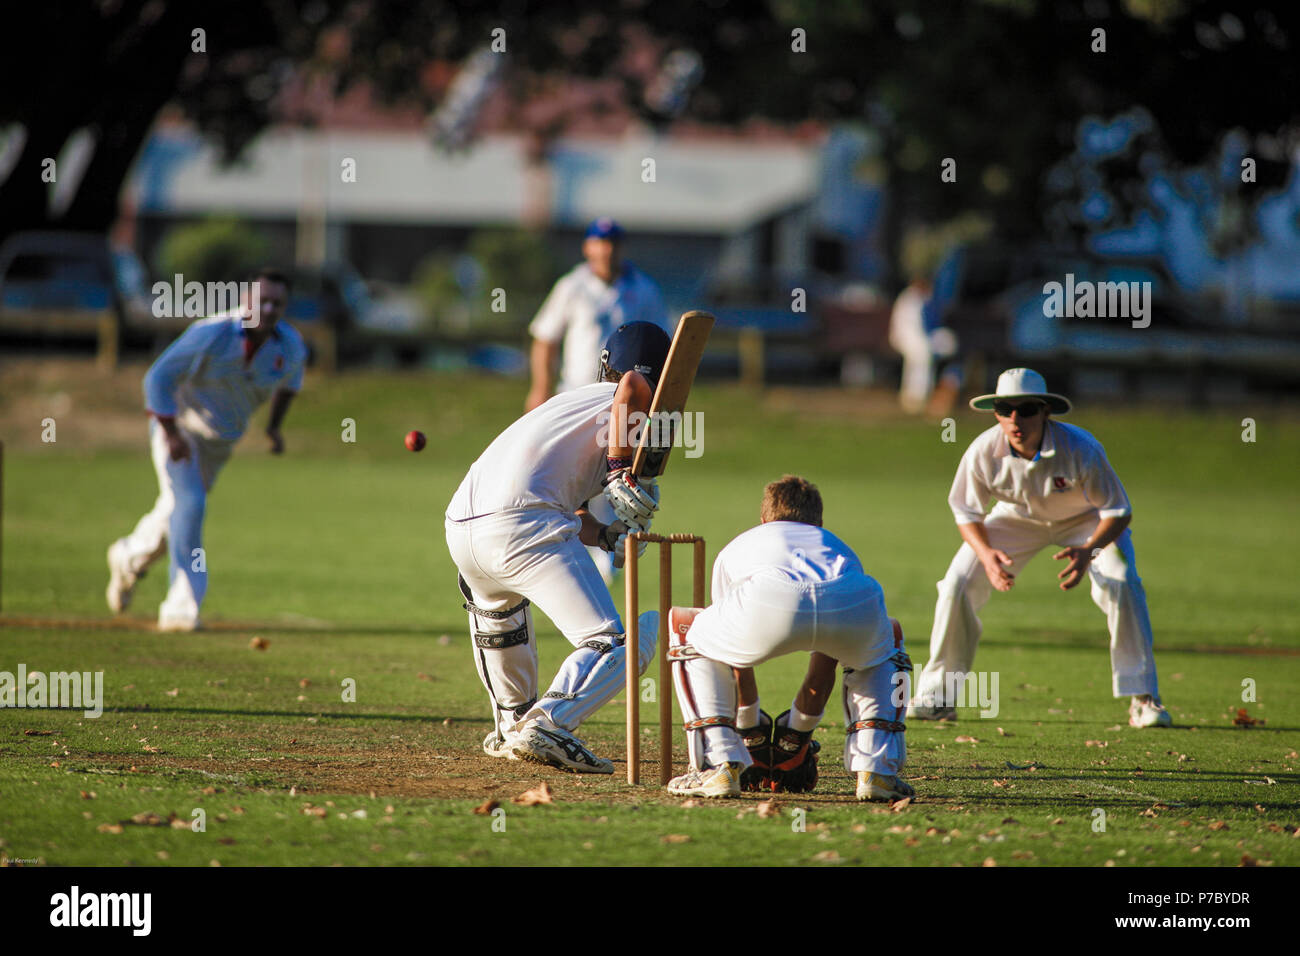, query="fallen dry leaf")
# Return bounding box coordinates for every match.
[96,824,124,834]
[512,782,555,806]
[1240,854,1258,867]
[1233,708,1263,728]
[756,800,780,819]
[660,833,691,844]
[472,799,499,815]
[811,850,841,862]
[417,673,434,682]
[1085,740,1108,748]
[23,729,53,736]
[997,727,1013,736]
[955,735,979,744]
[298,678,311,688]
[982,857,997,867]
[164,688,179,697]
[1208,820,1229,831]
[249,636,269,651]
[891,796,912,811]
[680,799,700,808]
